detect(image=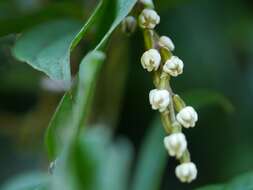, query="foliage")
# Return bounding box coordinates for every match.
[196,172,253,190]
[1,0,253,190]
